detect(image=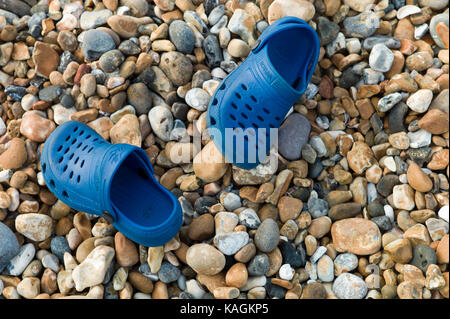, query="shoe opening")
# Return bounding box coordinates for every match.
[267,27,317,92]
[110,151,173,227]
